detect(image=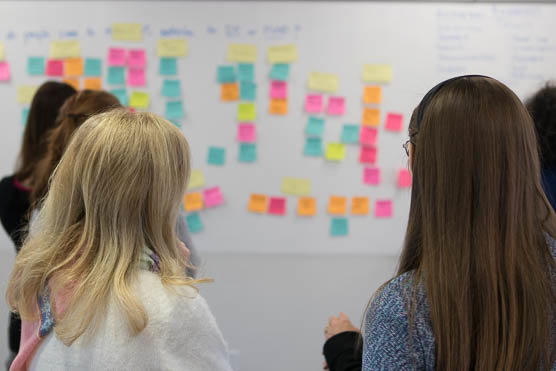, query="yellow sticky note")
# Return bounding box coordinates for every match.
[227,44,257,62]
[129,91,149,108]
[157,39,188,57]
[328,196,347,215]
[248,194,268,214]
[351,197,370,215]
[364,86,382,104]
[184,192,203,212]
[0,43,4,61]
[65,58,83,76]
[112,23,142,41]
[49,40,81,58]
[362,108,381,127]
[84,77,102,90]
[188,169,205,190]
[362,64,392,83]
[63,78,79,91]
[297,197,317,217]
[267,44,298,63]
[269,99,288,115]
[221,83,239,102]
[308,72,339,93]
[237,103,256,121]
[17,86,38,104]
[325,143,345,161]
[281,177,311,196]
